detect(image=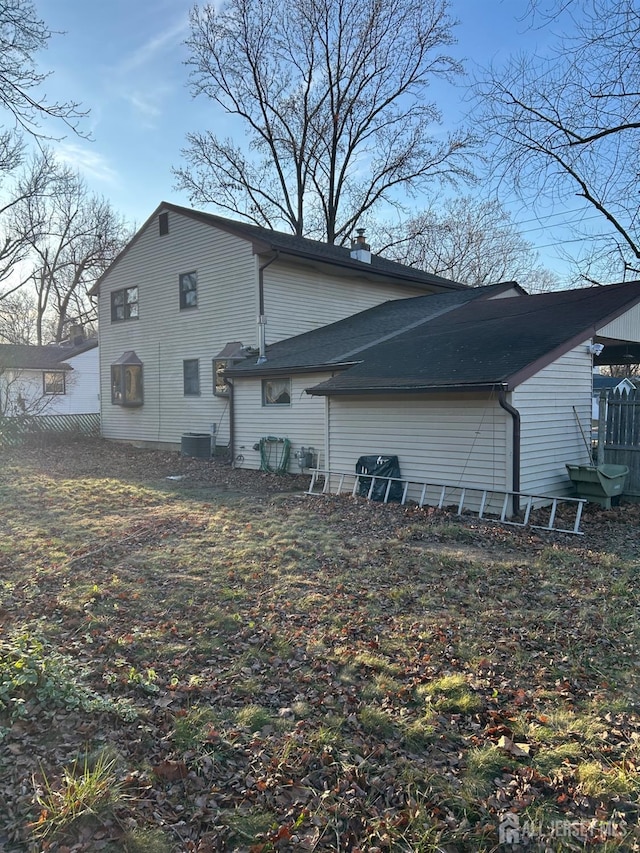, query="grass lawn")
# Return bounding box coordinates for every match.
[0,439,638,852]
